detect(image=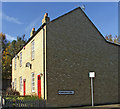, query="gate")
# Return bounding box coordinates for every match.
[2,99,46,107]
